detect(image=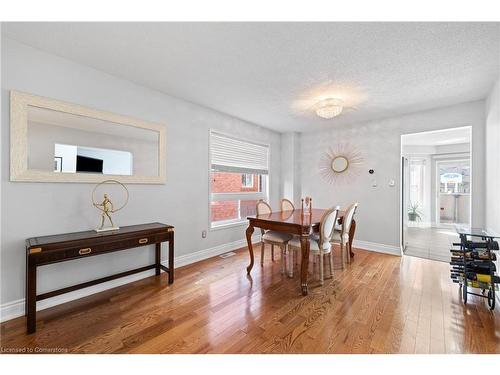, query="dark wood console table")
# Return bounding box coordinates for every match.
[25,222,174,334]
